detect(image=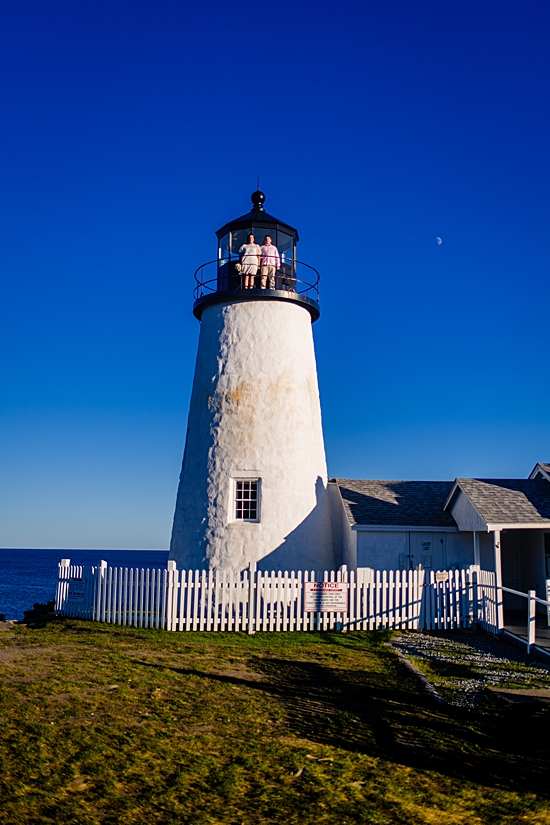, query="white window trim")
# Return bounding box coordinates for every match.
[230,476,261,523]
